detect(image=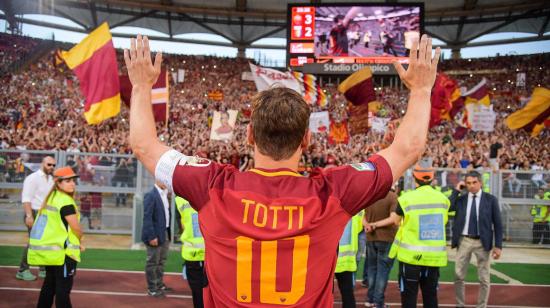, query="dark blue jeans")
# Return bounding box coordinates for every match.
[366,241,394,307]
